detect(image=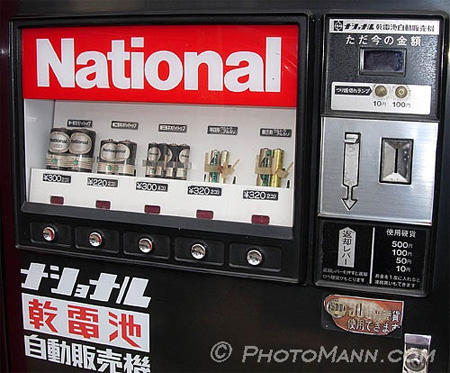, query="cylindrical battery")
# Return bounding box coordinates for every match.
[256,148,272,186]
[270,148,284,187]
[145,142,162,178]
[46,127,71,170]
[219,150,229,183]
[68,129,96,172]
[97,139,118,175]
[153,143,169,178]
[209,149,220,183]
[209,150,220,183]
[163,144,177,178]
[175,144,191,180]
[116,140,137,176]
